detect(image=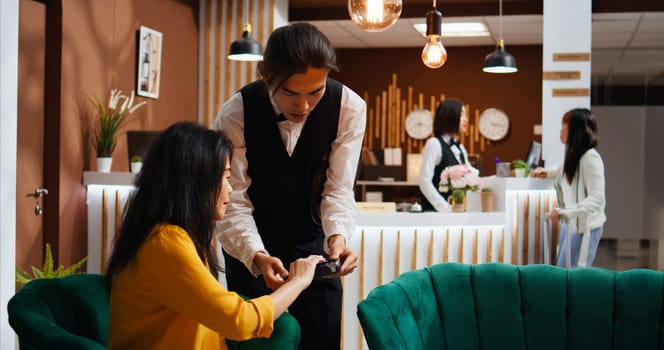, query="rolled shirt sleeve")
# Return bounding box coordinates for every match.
[321,87,367,252]
[214,94,267,275]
